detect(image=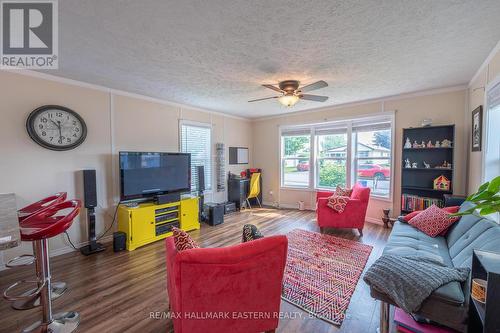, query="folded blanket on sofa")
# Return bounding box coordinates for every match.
[363,254,470,313]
